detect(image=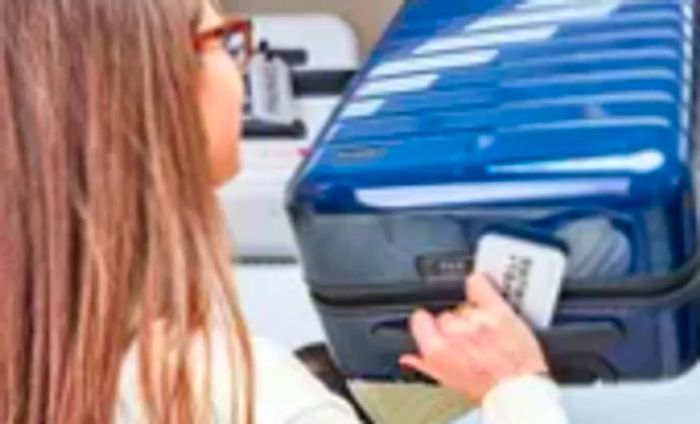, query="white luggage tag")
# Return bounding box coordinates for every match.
[246,47,298,126]
[474,231,568,329]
